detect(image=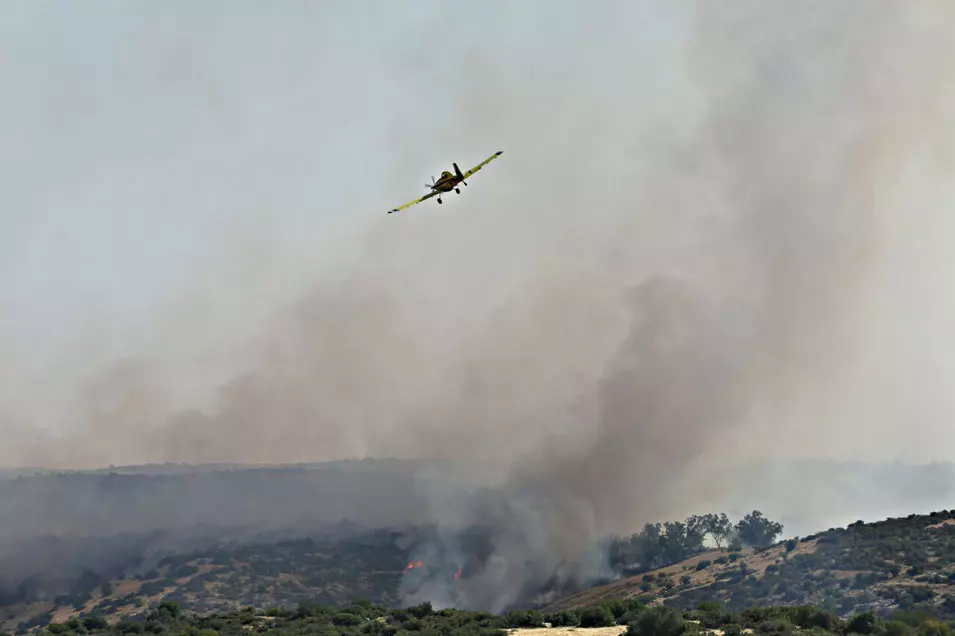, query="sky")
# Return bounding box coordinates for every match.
[0,0,689,430]
[2,0,955,473]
